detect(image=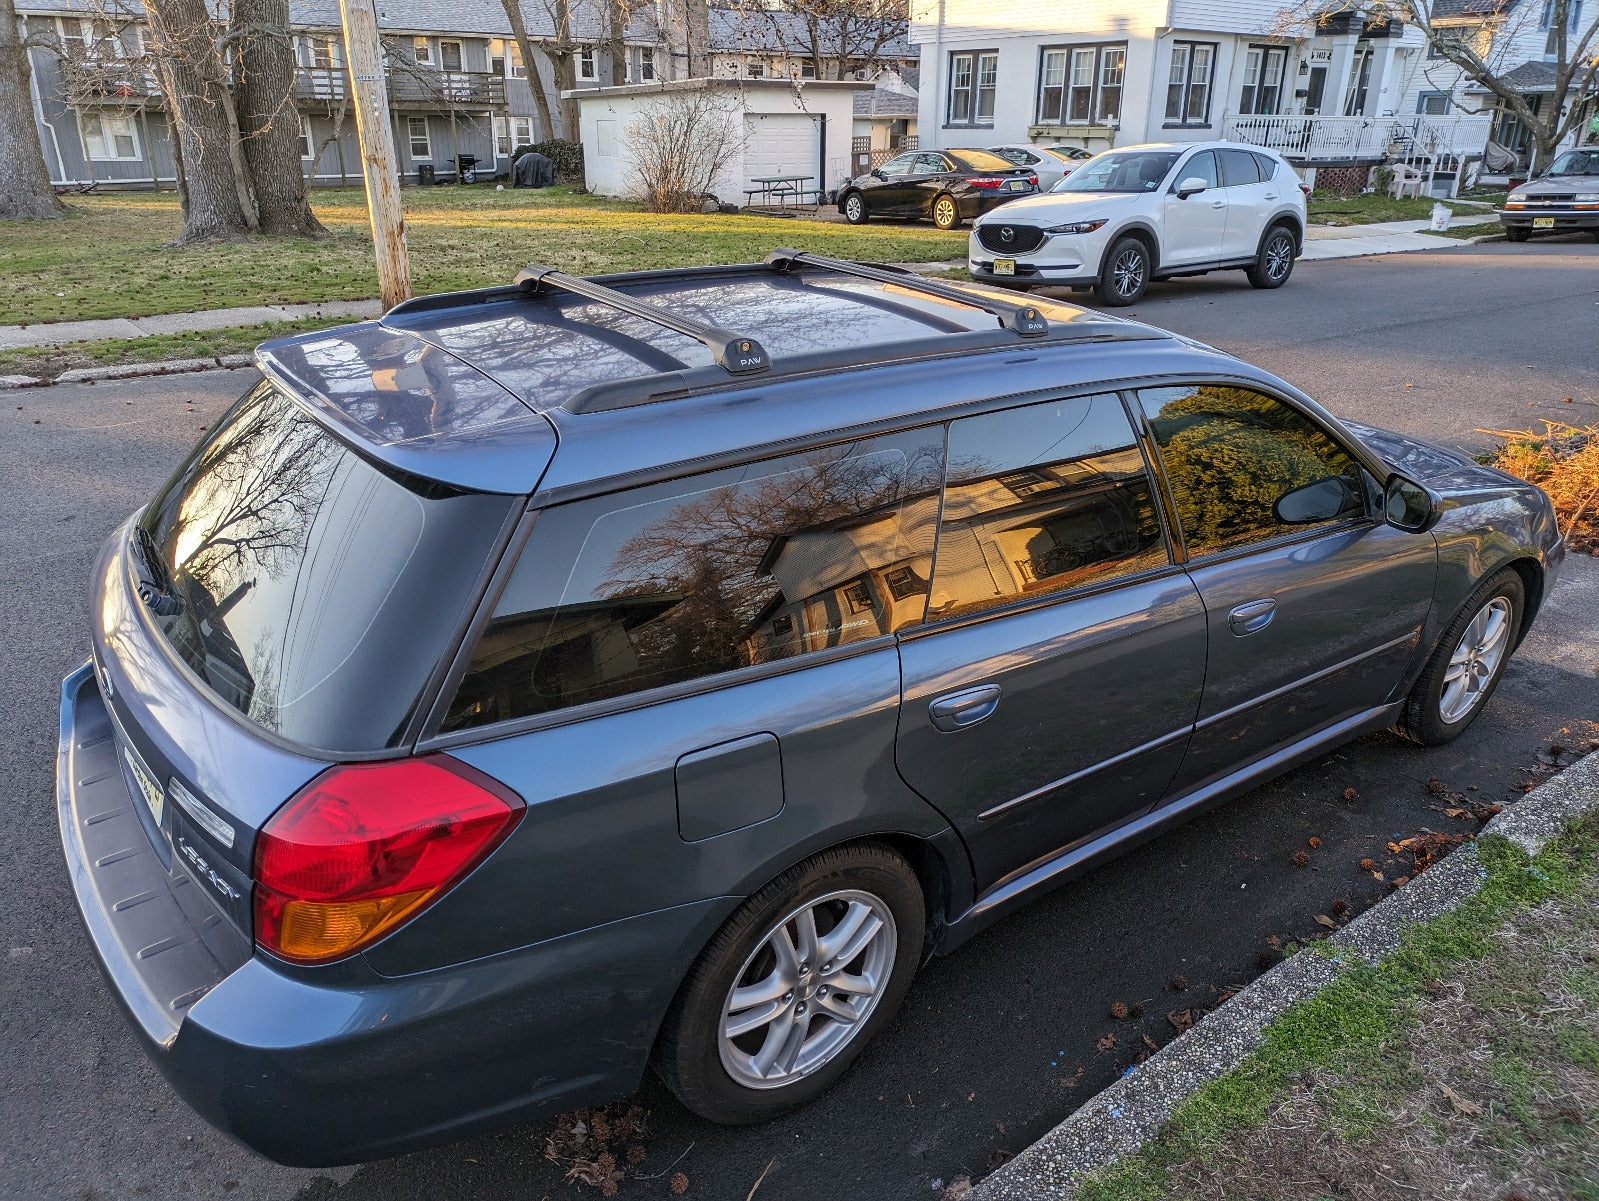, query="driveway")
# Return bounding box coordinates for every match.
[3,241,1596,1201]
